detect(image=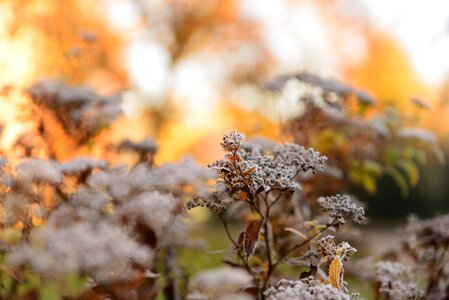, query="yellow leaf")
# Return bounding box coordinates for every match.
[328,255,342,290]
[284,227,307,240]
